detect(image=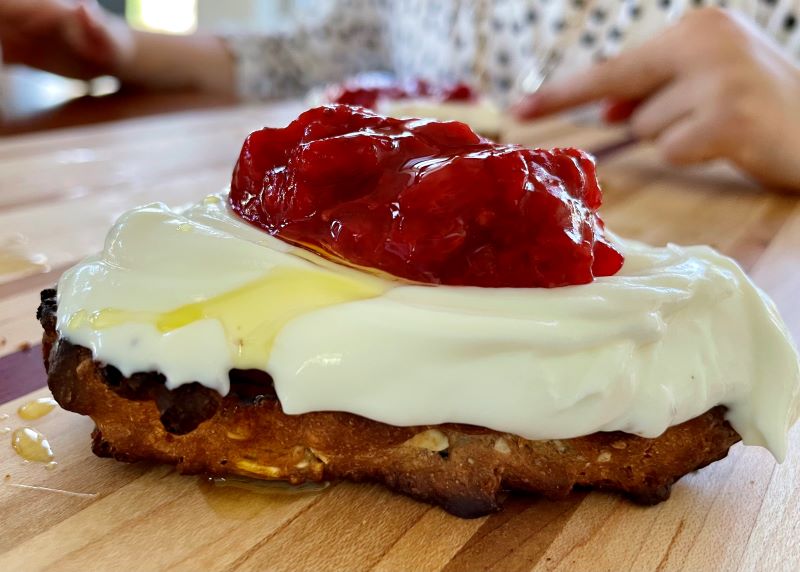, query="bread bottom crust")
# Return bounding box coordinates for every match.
[38,290,741,518]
